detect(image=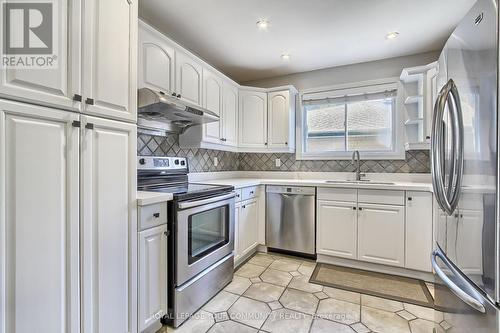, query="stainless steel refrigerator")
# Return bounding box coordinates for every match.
[431,0,499,331]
